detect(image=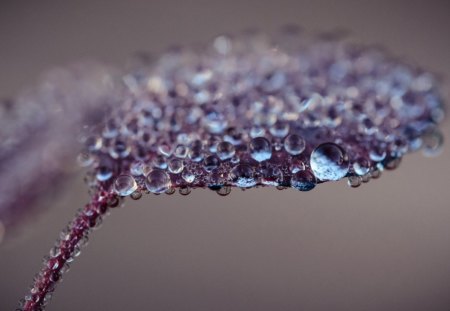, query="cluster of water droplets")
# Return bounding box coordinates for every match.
[76,30,445,198]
